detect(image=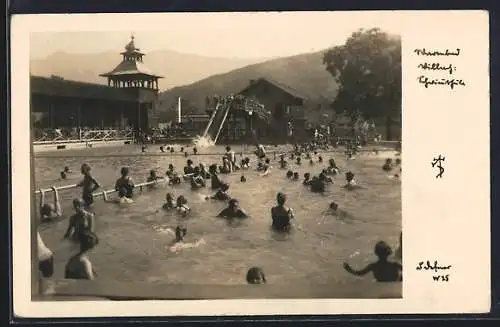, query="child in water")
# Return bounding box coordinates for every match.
[292,172,300,180]
[207,183,231,201]
[217,199,248,219]
[382,158,393,172]
[246,267,266,284]
[115,167,135,199]
[77,163,100,209]
[343,171,361,190]
[327,201,353,221]
[163,193,175,210]
[343,241,402,282]
[147,169,160,189]
[279,154,287,169]
[176,195,190,216]
[286,170,294,179]
[190,167,206,189]
[303,173,312,186]
[271,192,294,232]
[39,187,62,222]
[240,175,247,183]
[63,198,95,243]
